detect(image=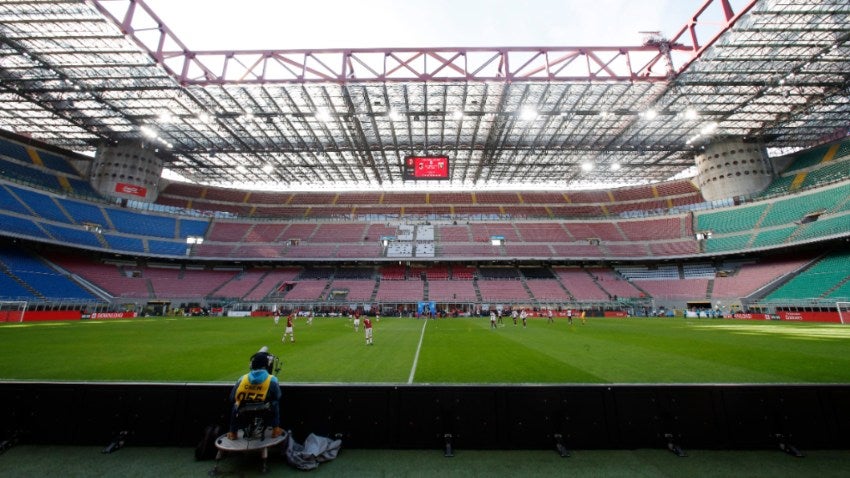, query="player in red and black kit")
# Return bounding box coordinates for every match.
[282,312,295,343]
[363,316,373,345]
